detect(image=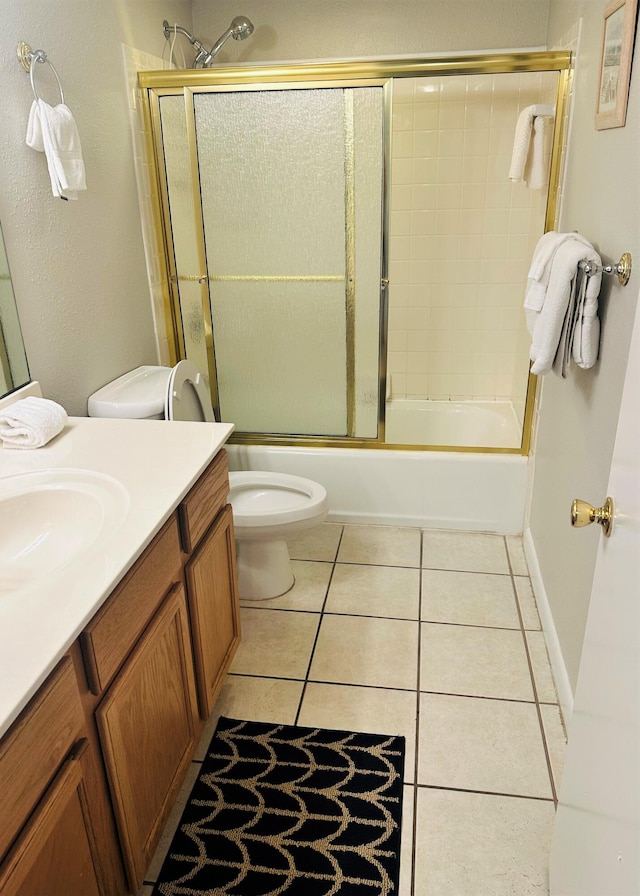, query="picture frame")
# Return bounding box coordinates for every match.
[595,0,639,129]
